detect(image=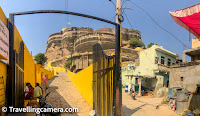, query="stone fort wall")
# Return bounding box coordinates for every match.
[44,27,142,70]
